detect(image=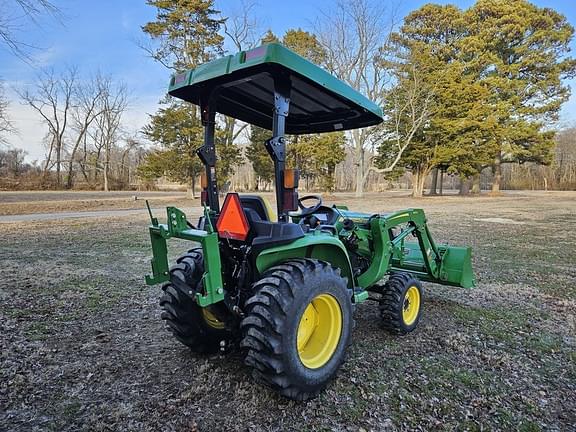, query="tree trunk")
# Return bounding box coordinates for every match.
[429,168,438,195]
[412,167,427,198]
[56,140,61,187]
[65,158,75,189]
[459,177,471,195]
[103,166,109,191]
[103,150,109,192]
[439,169,444,195]
[103,134,111,192]
[492,153,502,193]
[43,136,55,179]
[412,171,419,197]
[471,173,481,194]
[66,136,84,189]
[94,146,102,182]
[353,129,365,198]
